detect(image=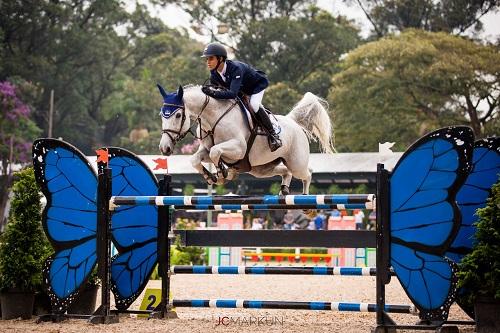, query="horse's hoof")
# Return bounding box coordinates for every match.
[205,174,216,185]
[217,168,228,179]
[280,185,290,195]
